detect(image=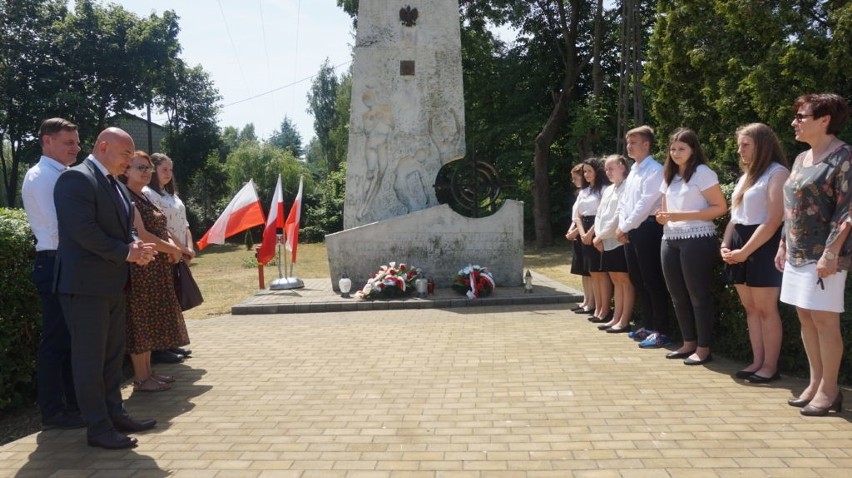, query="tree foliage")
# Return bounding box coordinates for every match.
[306,58,341,171]
[0,0,219,208]
[269,116,304,158]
